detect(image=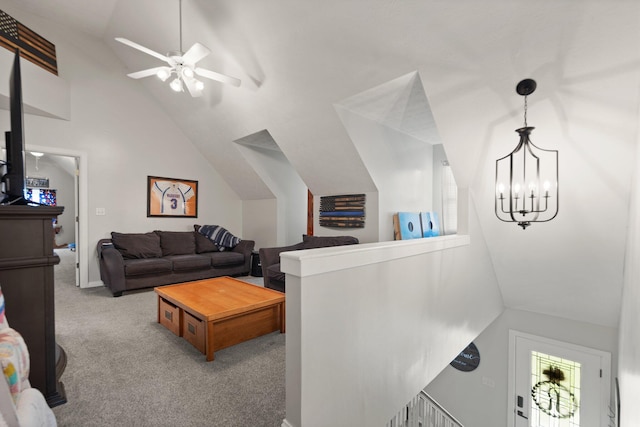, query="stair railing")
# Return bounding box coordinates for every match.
[387,390,464,427]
